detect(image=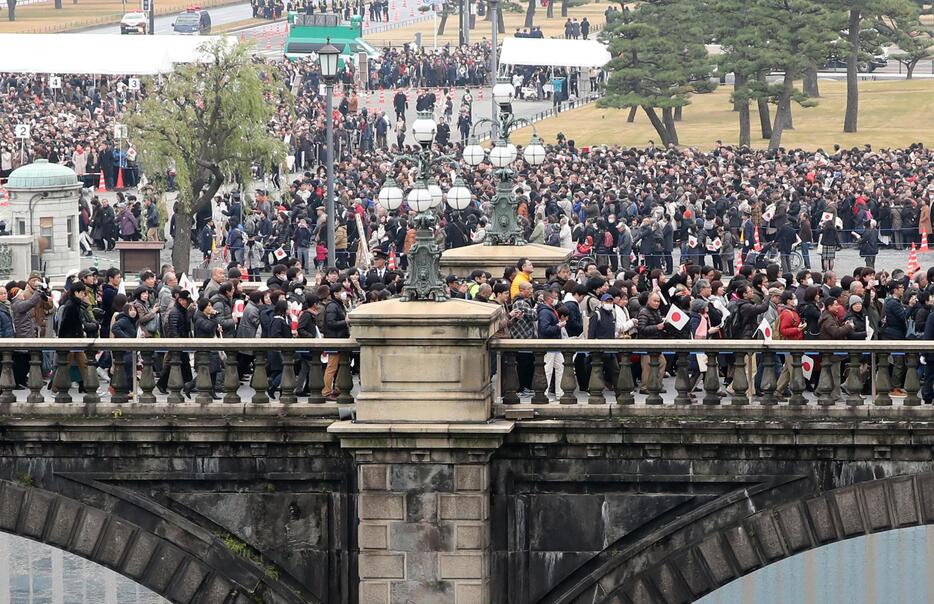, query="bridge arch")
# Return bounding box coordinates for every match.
[0,478,311,604]
[539,472,934,604]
